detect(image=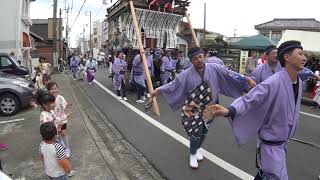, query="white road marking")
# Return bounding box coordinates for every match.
[92,79,254,180]
[0,118,25,124]
[300,111,320,119]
